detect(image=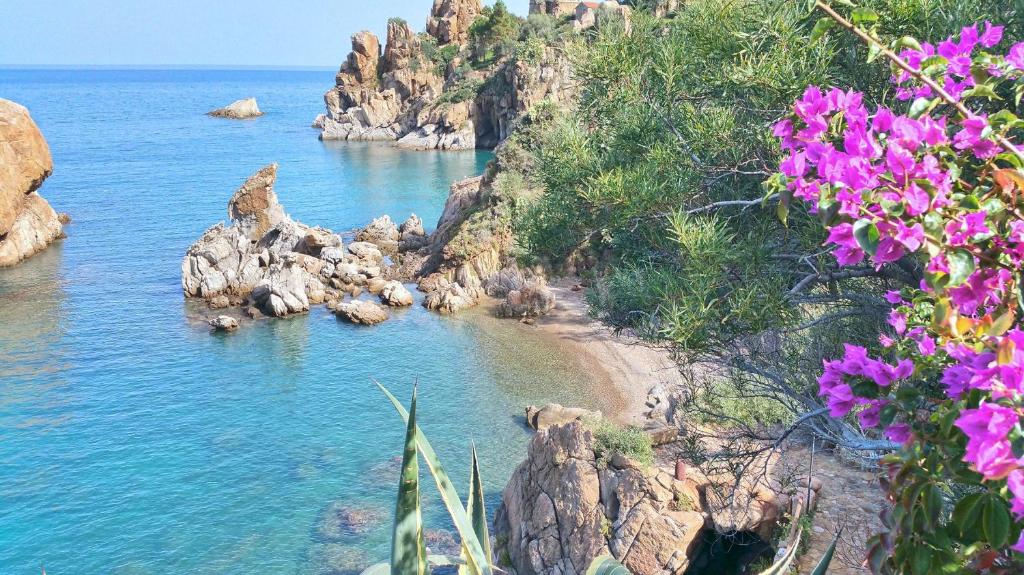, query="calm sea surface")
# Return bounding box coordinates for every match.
[0,69,603,574]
